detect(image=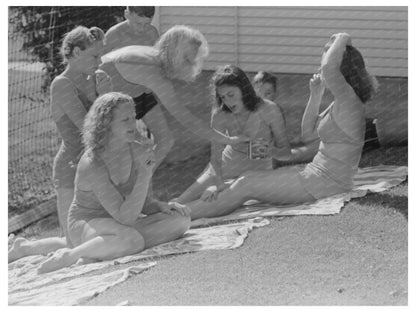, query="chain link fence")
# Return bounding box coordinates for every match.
[8,7,125,217]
